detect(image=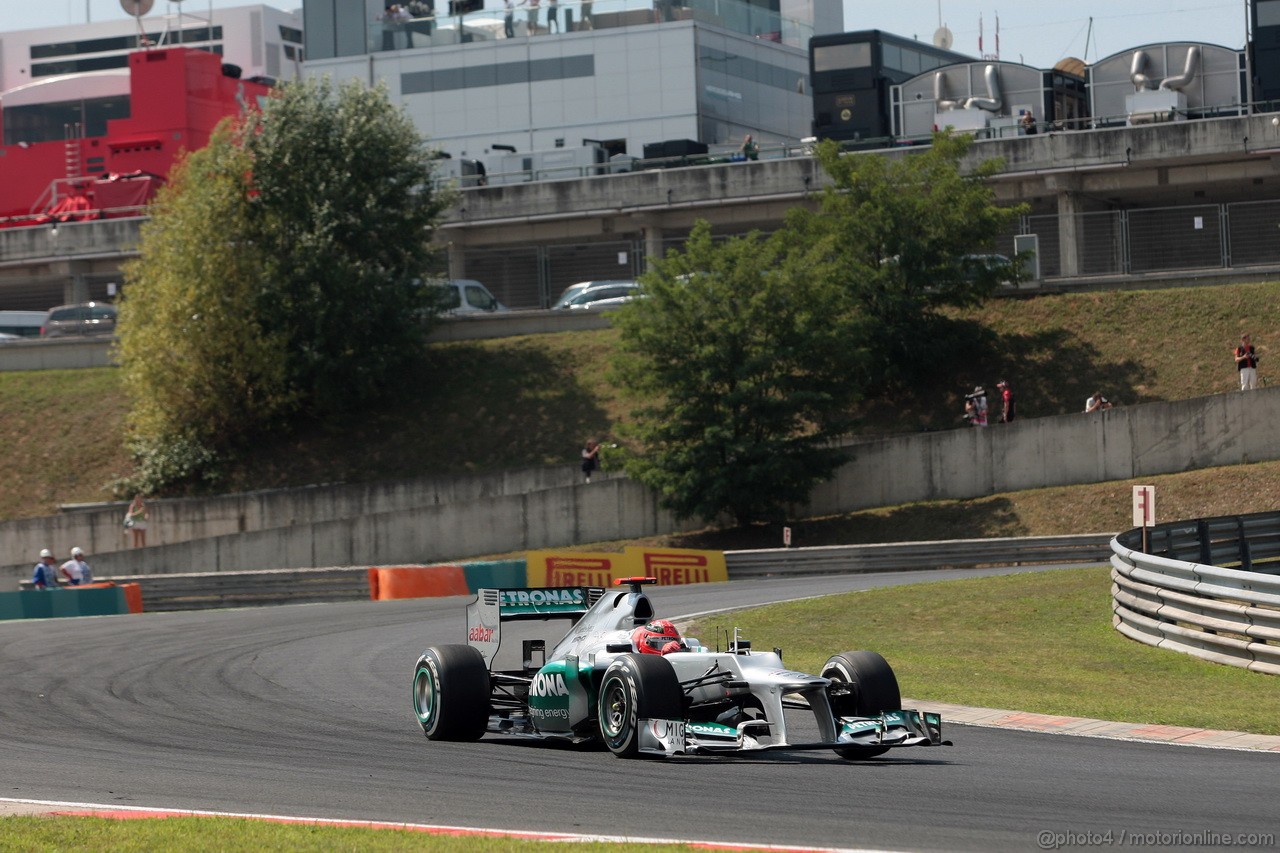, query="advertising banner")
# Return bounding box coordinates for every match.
[526,546,727,587]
